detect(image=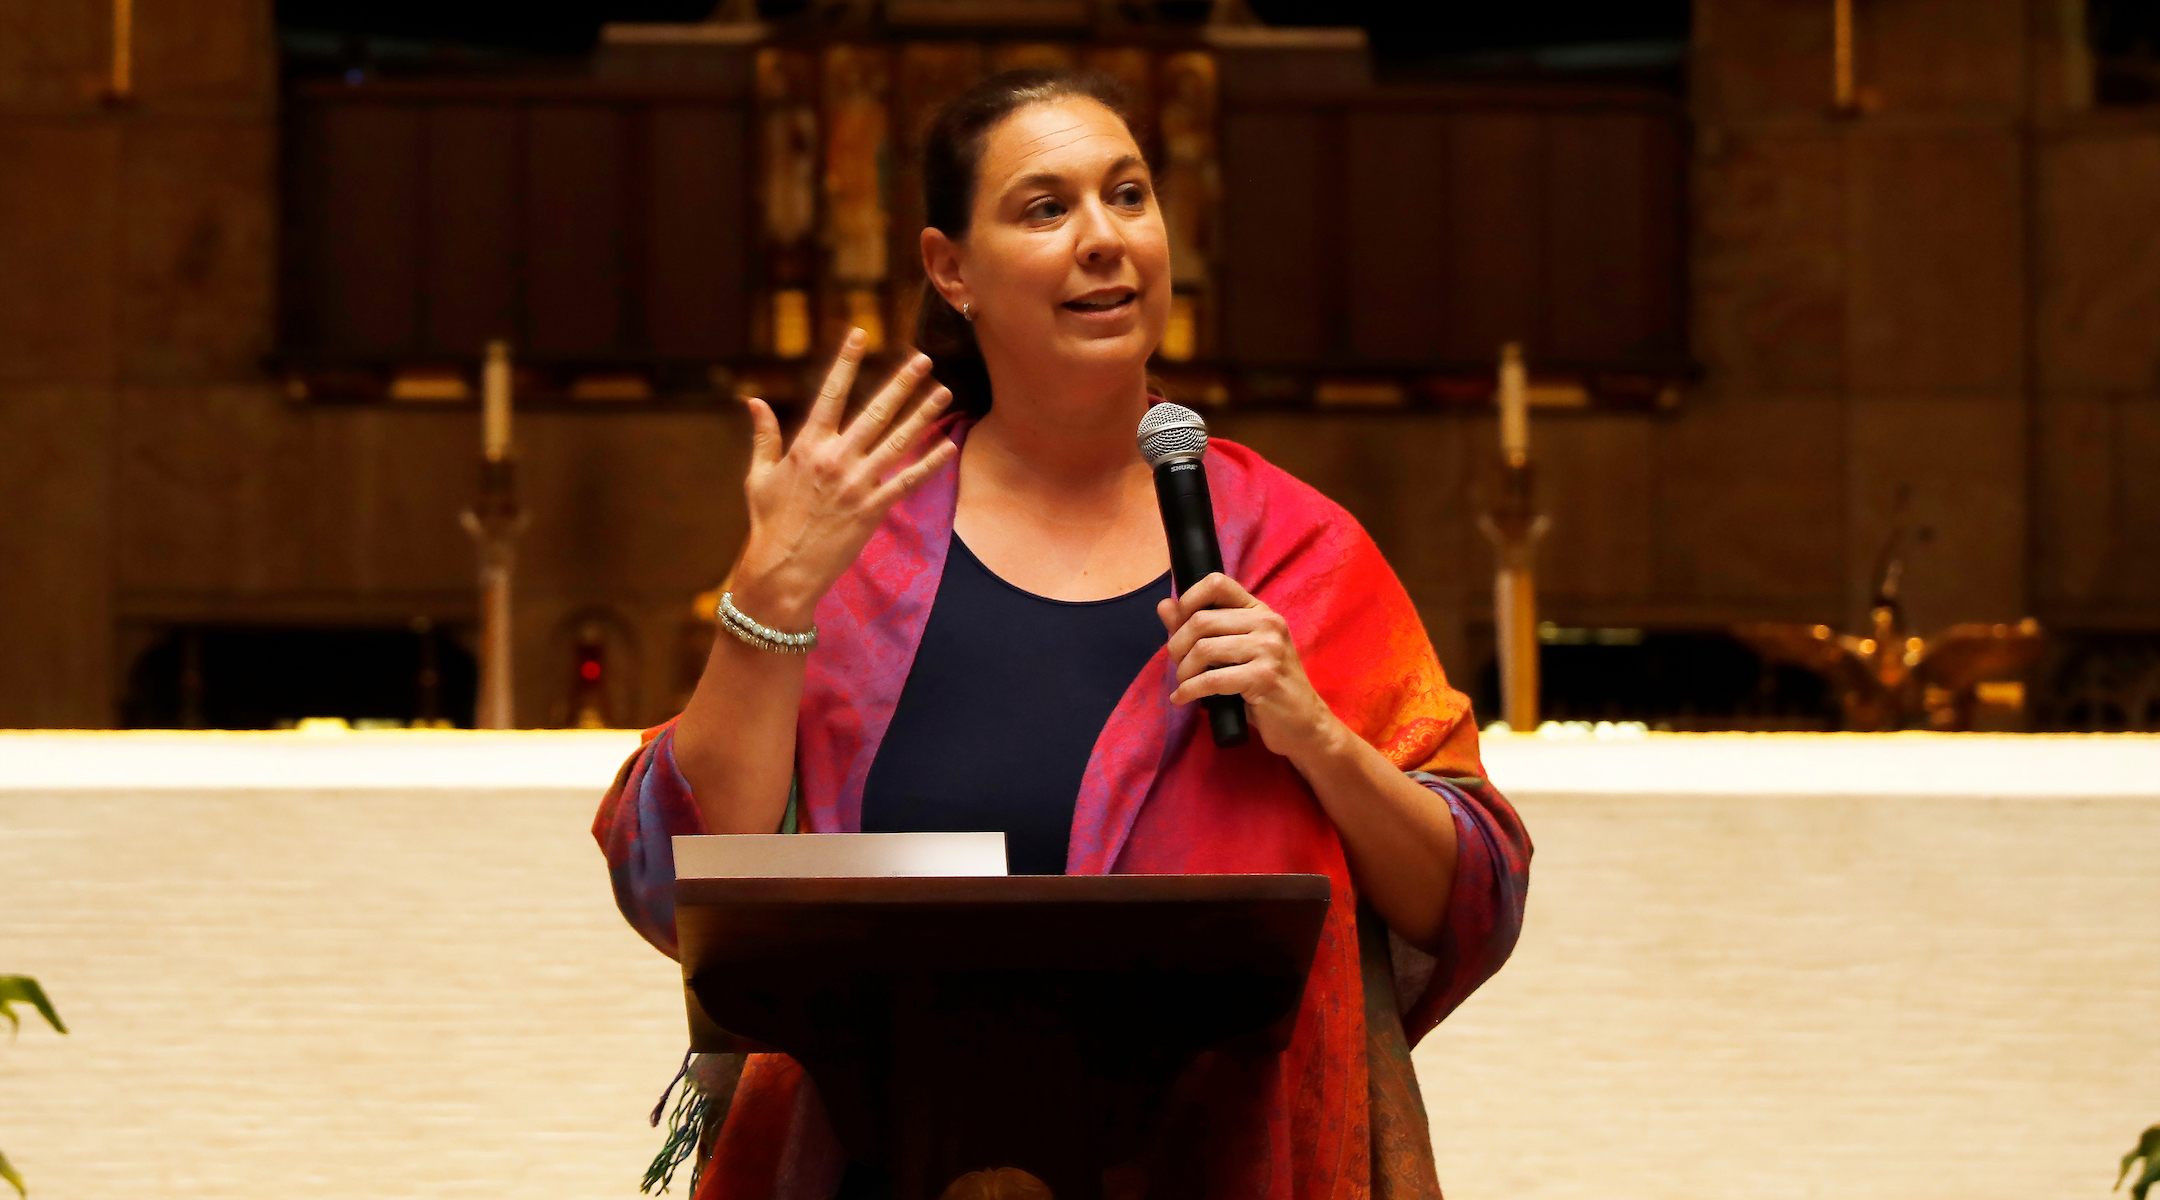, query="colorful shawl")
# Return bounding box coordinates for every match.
[594,420,1530,1199]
